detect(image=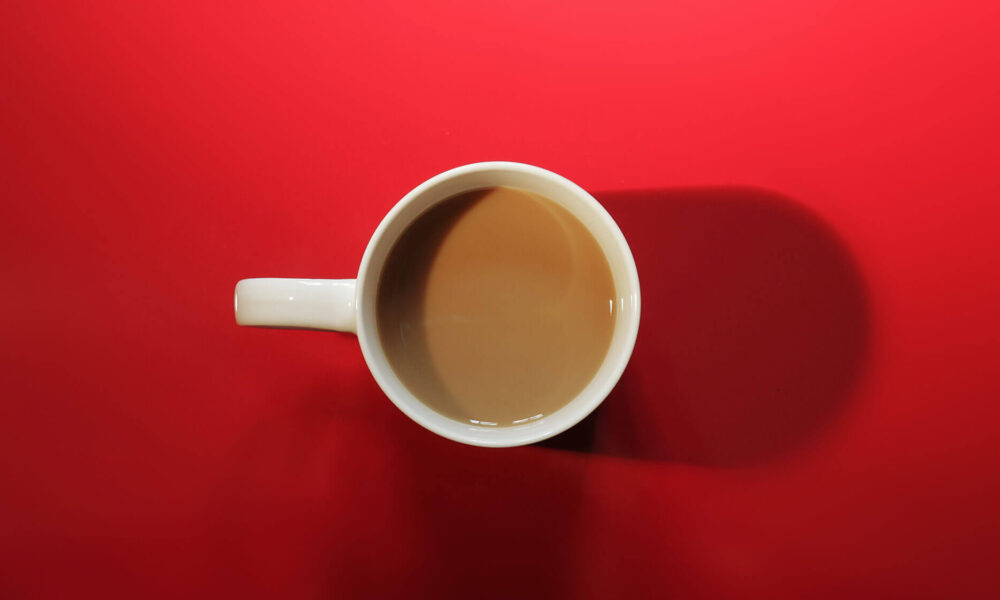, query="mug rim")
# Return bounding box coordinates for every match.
[355,161,640,447]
